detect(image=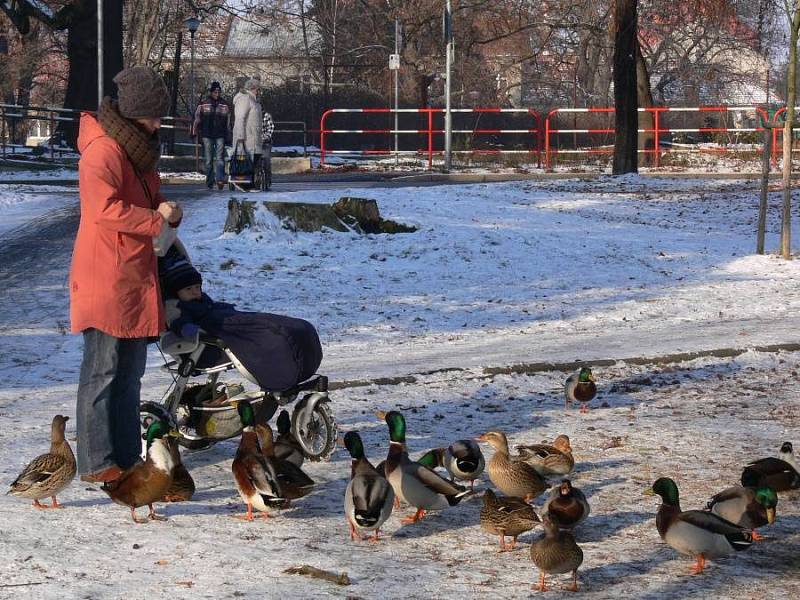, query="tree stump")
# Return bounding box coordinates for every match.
[224,197,416,235]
